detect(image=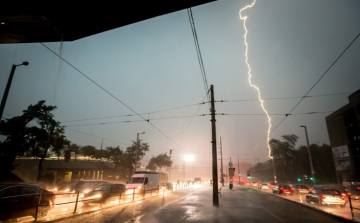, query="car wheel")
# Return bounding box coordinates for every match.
[37,203,50,218]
